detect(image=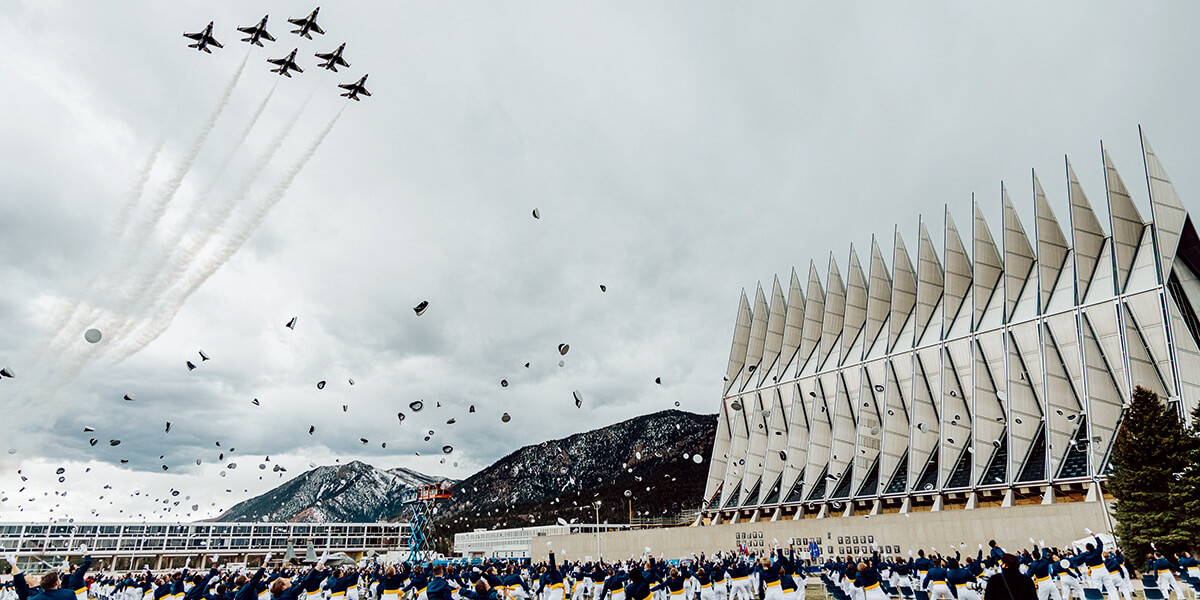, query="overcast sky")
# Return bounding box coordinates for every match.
[2,1,1199,523]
